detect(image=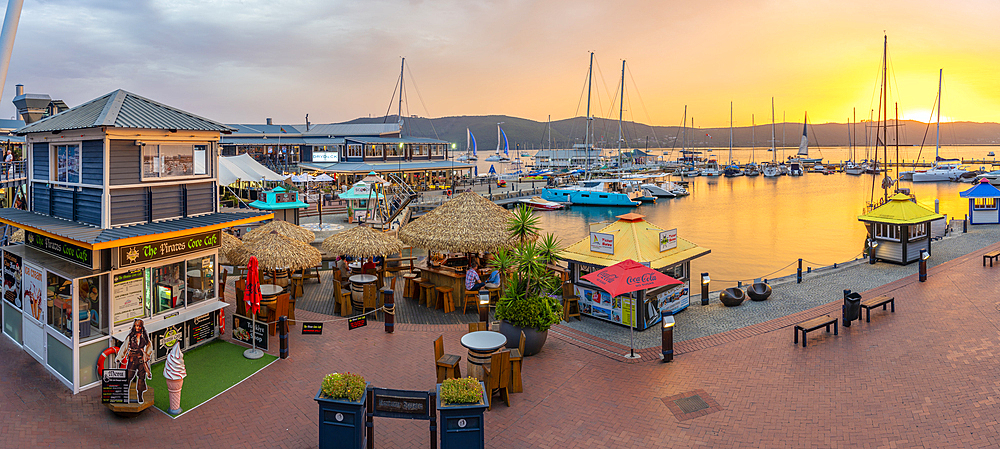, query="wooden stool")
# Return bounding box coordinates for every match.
[487,286,501,306]
[436,286,455,313]
[404,274,420,300]
[563,296,581,321]
[420,282,437,308]
[463,291,479,314]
